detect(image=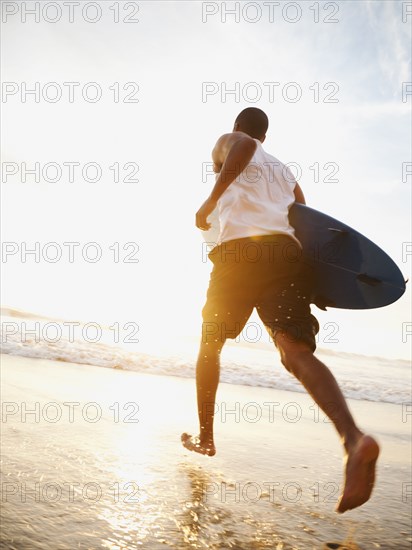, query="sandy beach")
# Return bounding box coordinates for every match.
[1,353,411,549]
